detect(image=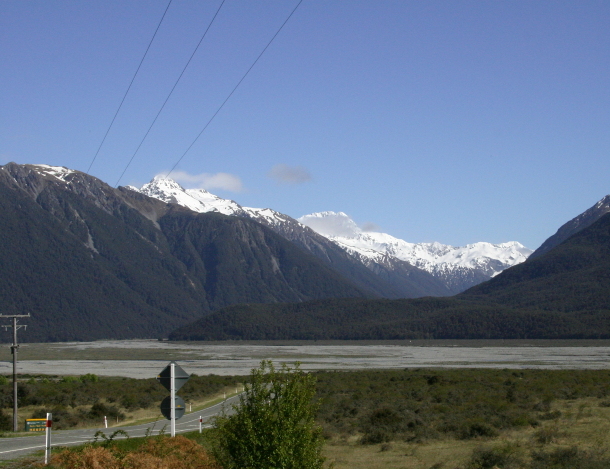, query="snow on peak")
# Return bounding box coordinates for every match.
[134,175,532,281]
[135,177,295,227]
[298,211,532,275]
[137,176,244,216]
[30,164,76,182]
